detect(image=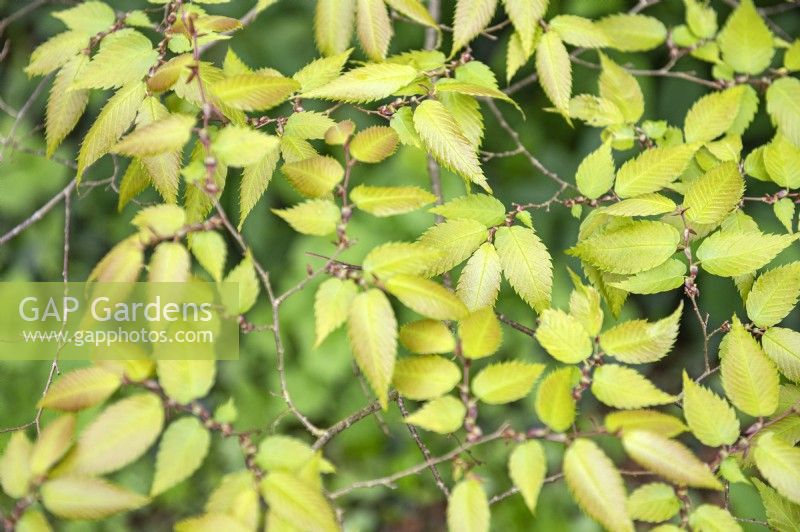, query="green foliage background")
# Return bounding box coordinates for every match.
[0,0,798,530]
